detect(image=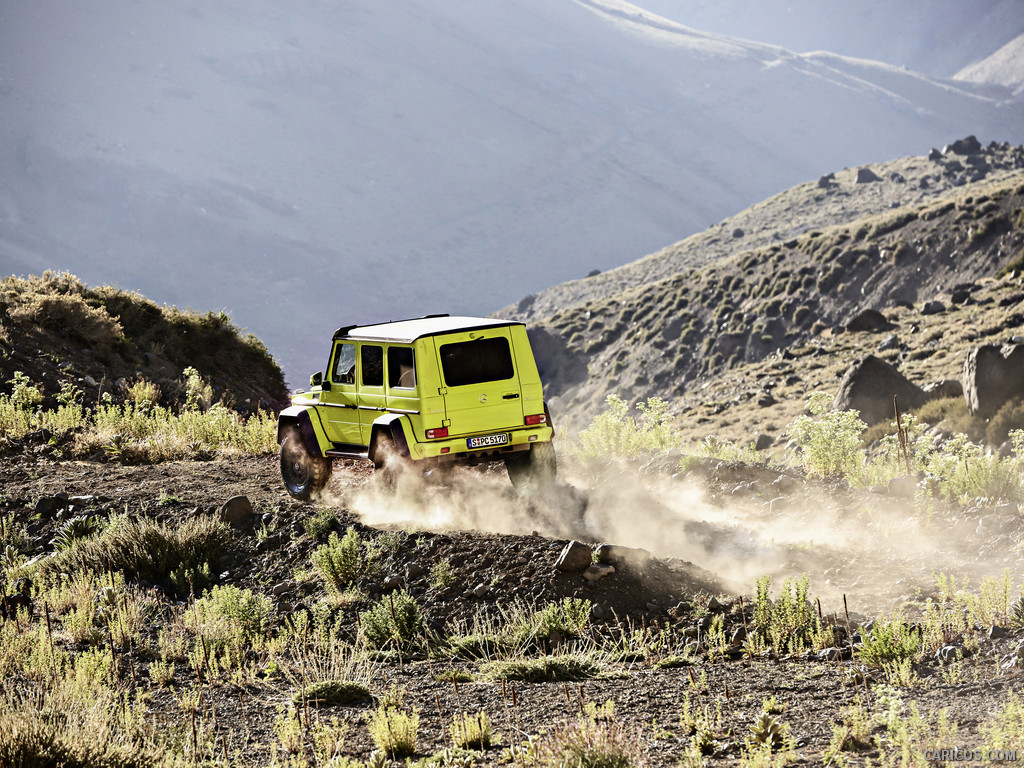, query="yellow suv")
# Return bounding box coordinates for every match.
[277,315,556,499]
